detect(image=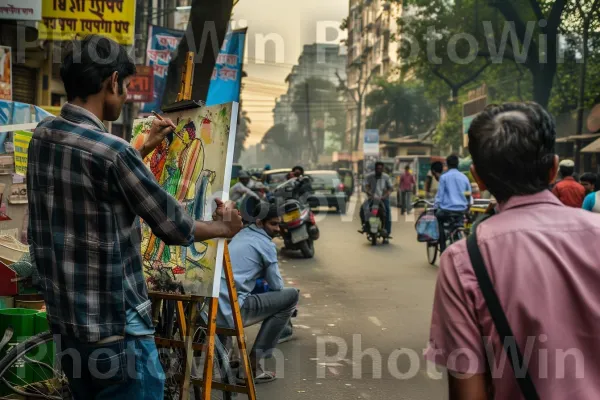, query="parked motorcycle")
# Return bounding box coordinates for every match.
[361,198,387,246]
[272,177,320,258]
